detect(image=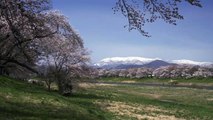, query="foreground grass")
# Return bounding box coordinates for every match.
[84,83,213,120]
[1,76,213,120]
[0,76,113,120]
